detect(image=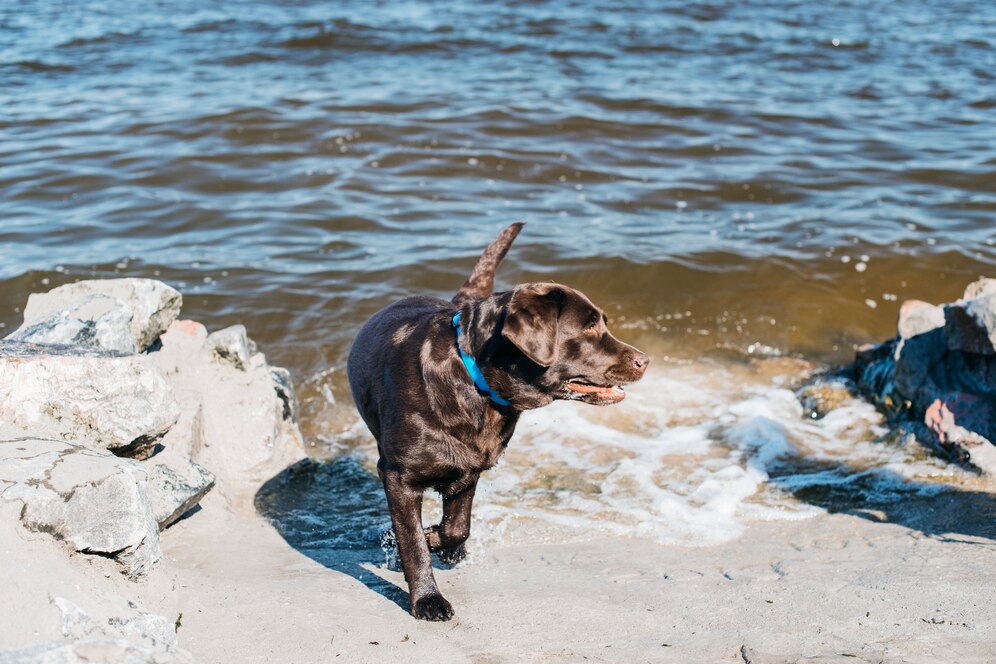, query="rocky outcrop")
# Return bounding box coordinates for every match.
[8,279,182,354]
[145,449,216,530]
[0,595,192,663]
[852,278,996,473]
[0,277,304,660]
[0,427,161,578]
[206,324,255,371]
[0,342,179,459]
[147,319,302,492]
